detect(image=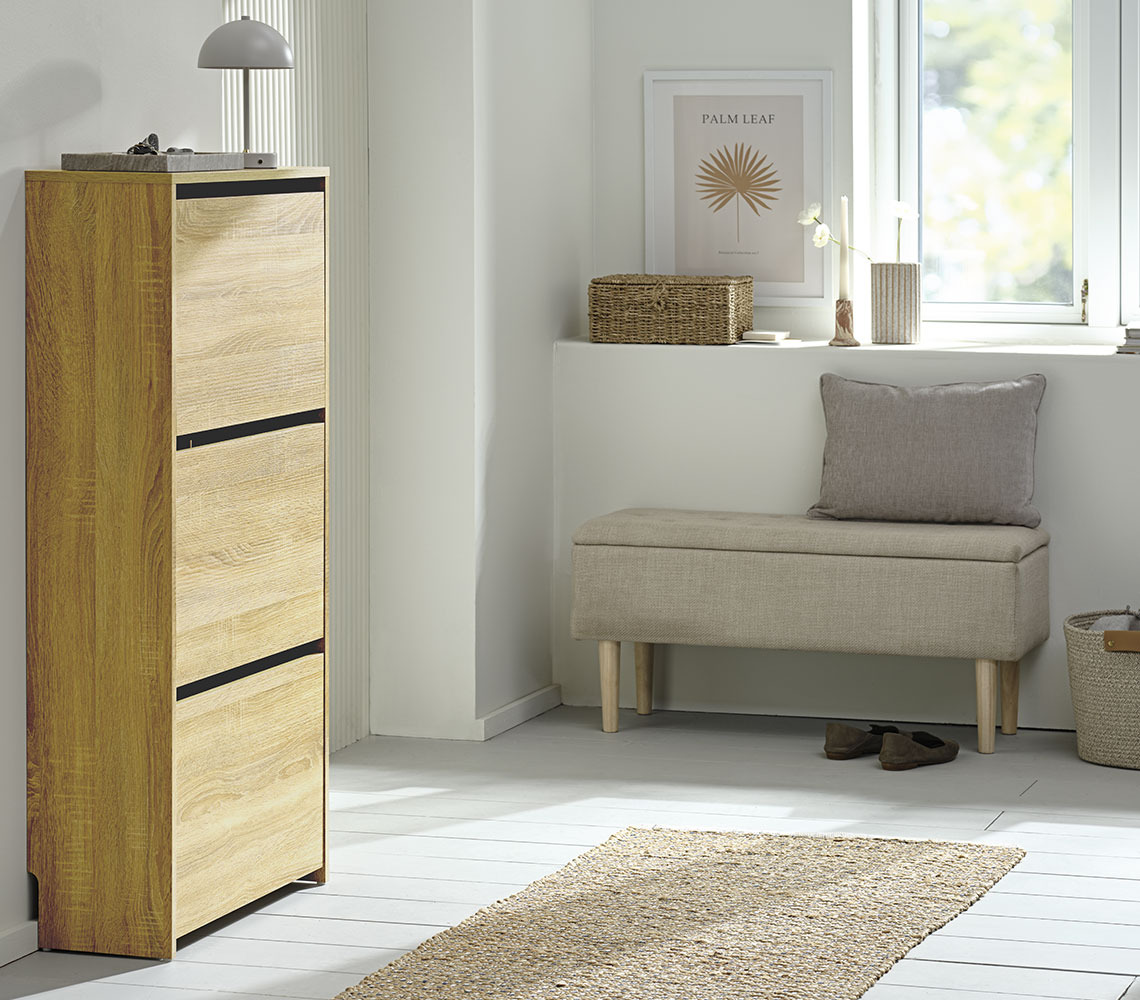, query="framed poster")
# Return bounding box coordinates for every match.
[645,70,832,306]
